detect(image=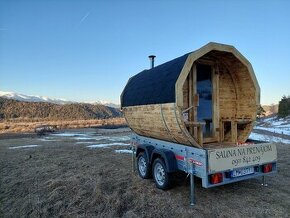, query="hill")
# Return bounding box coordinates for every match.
[0,91,120,108]
[0,97,122,121]
[262,104,279,116]
[250,115,290,143]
